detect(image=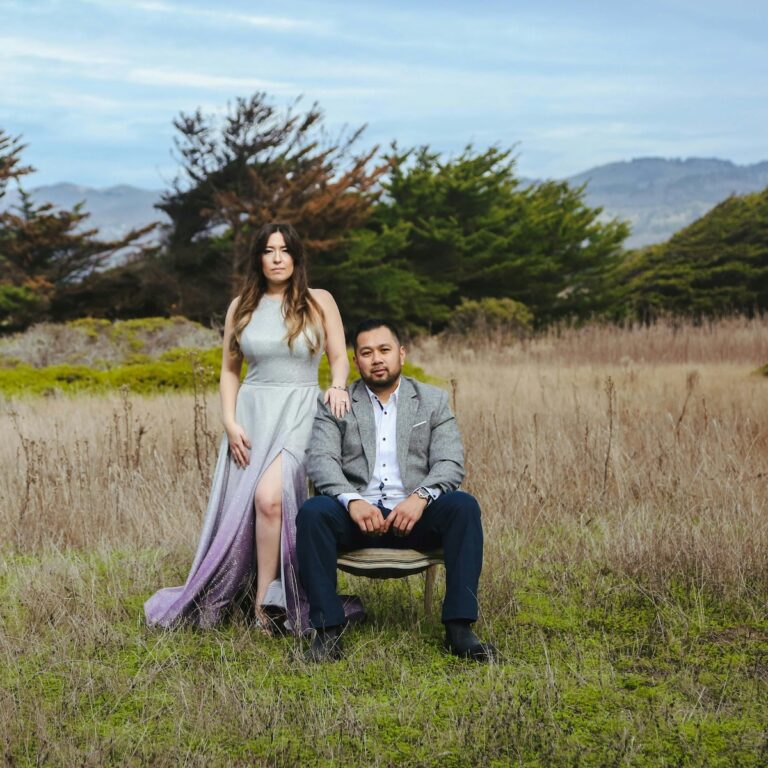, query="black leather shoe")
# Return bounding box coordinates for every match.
[305,626,344,663]
[444,620,498,662]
